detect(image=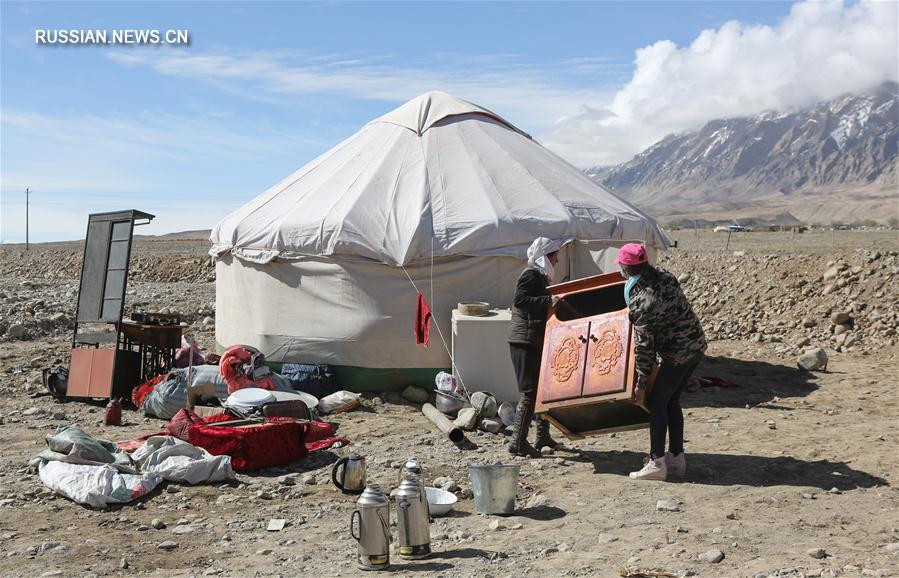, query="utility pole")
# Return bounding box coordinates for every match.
[25,187,30,251]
